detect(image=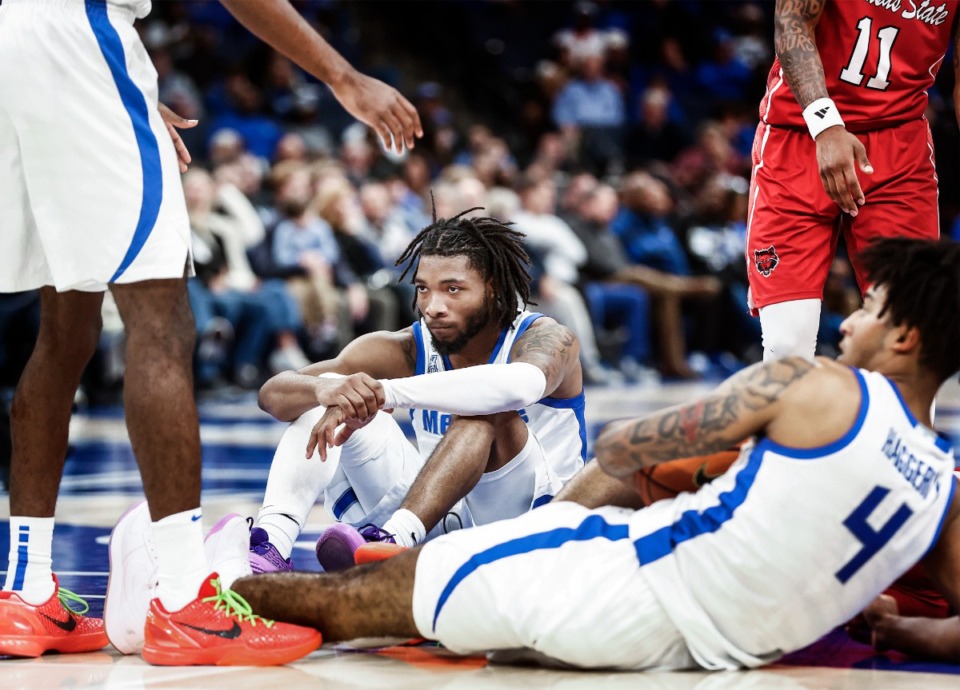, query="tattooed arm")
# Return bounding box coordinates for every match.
[595,357,816,478]
[774,0,828,108]
[510,317,581,398]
